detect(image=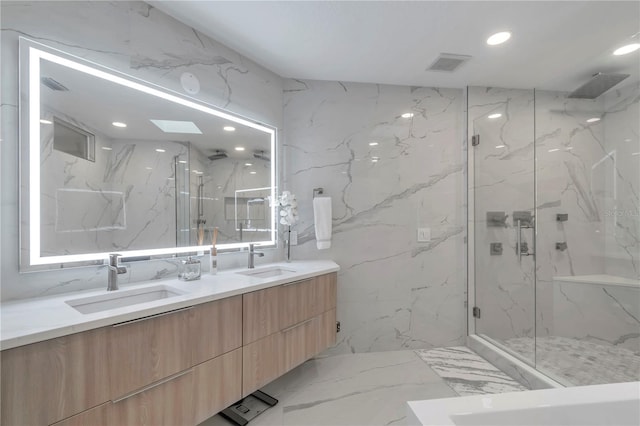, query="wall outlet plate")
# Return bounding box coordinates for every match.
[417,228,431,242]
